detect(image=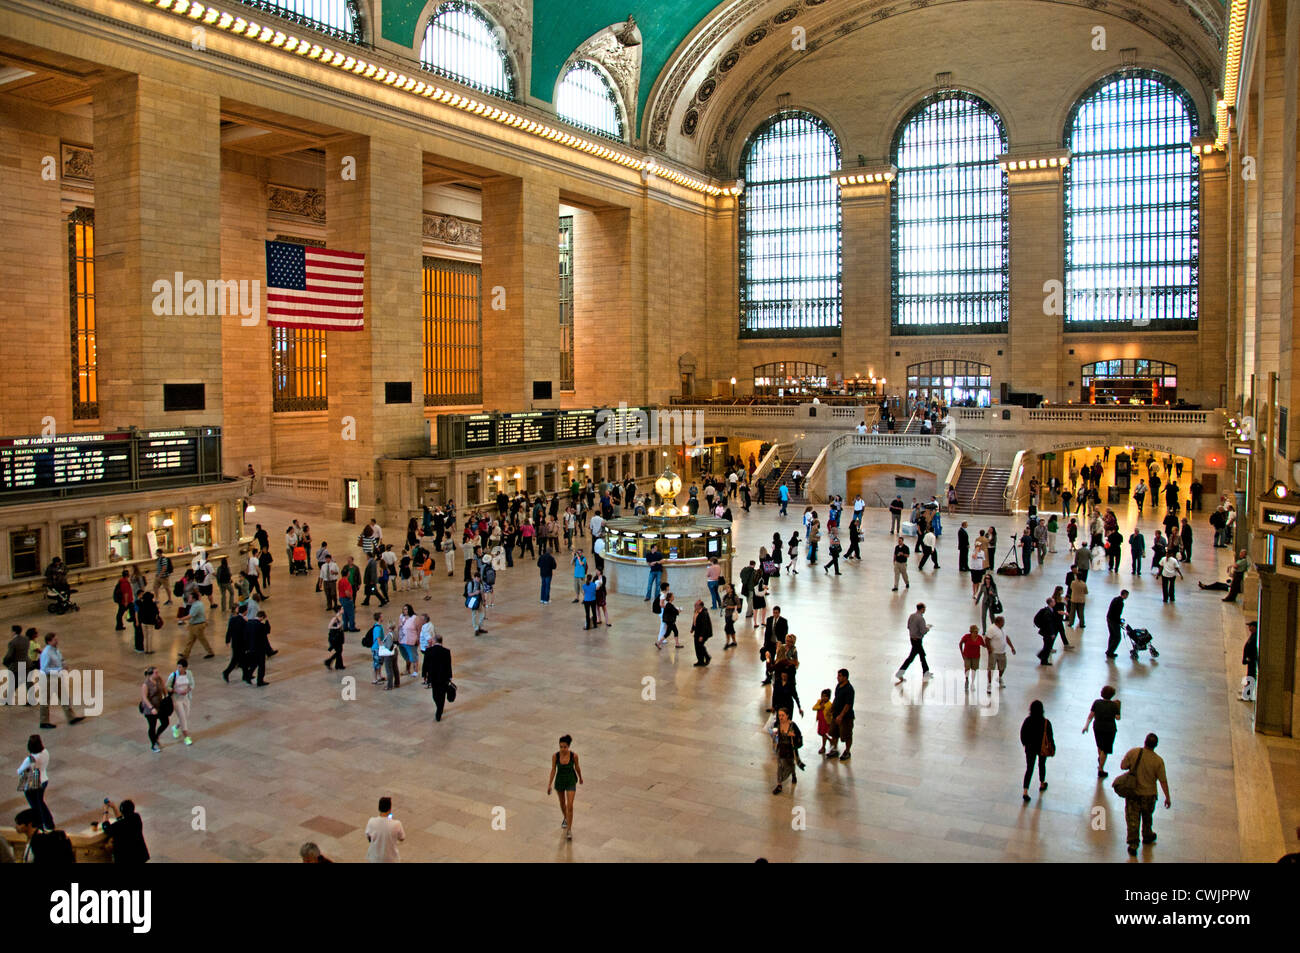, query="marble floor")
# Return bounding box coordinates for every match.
[1,488,1294,863]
